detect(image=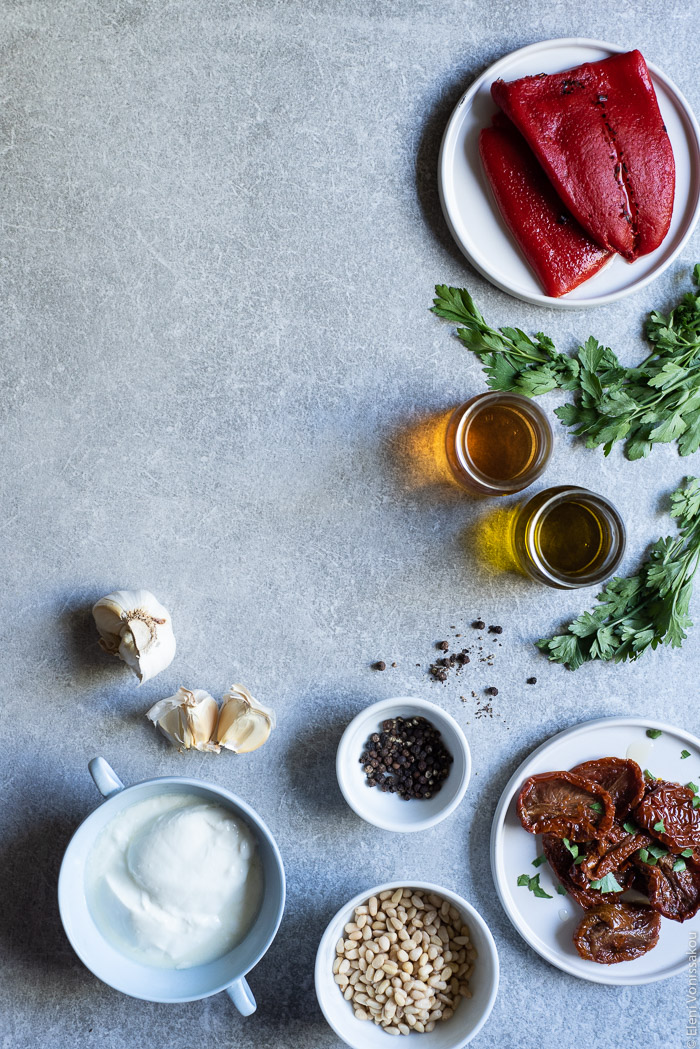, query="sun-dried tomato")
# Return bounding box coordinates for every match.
[542,835,602,908]
[634,852,700,922]
[573,902,661,963]
[570,757,645,820]
[517,771,614,841]
[634,781,700,852]
[573,822,652,882]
